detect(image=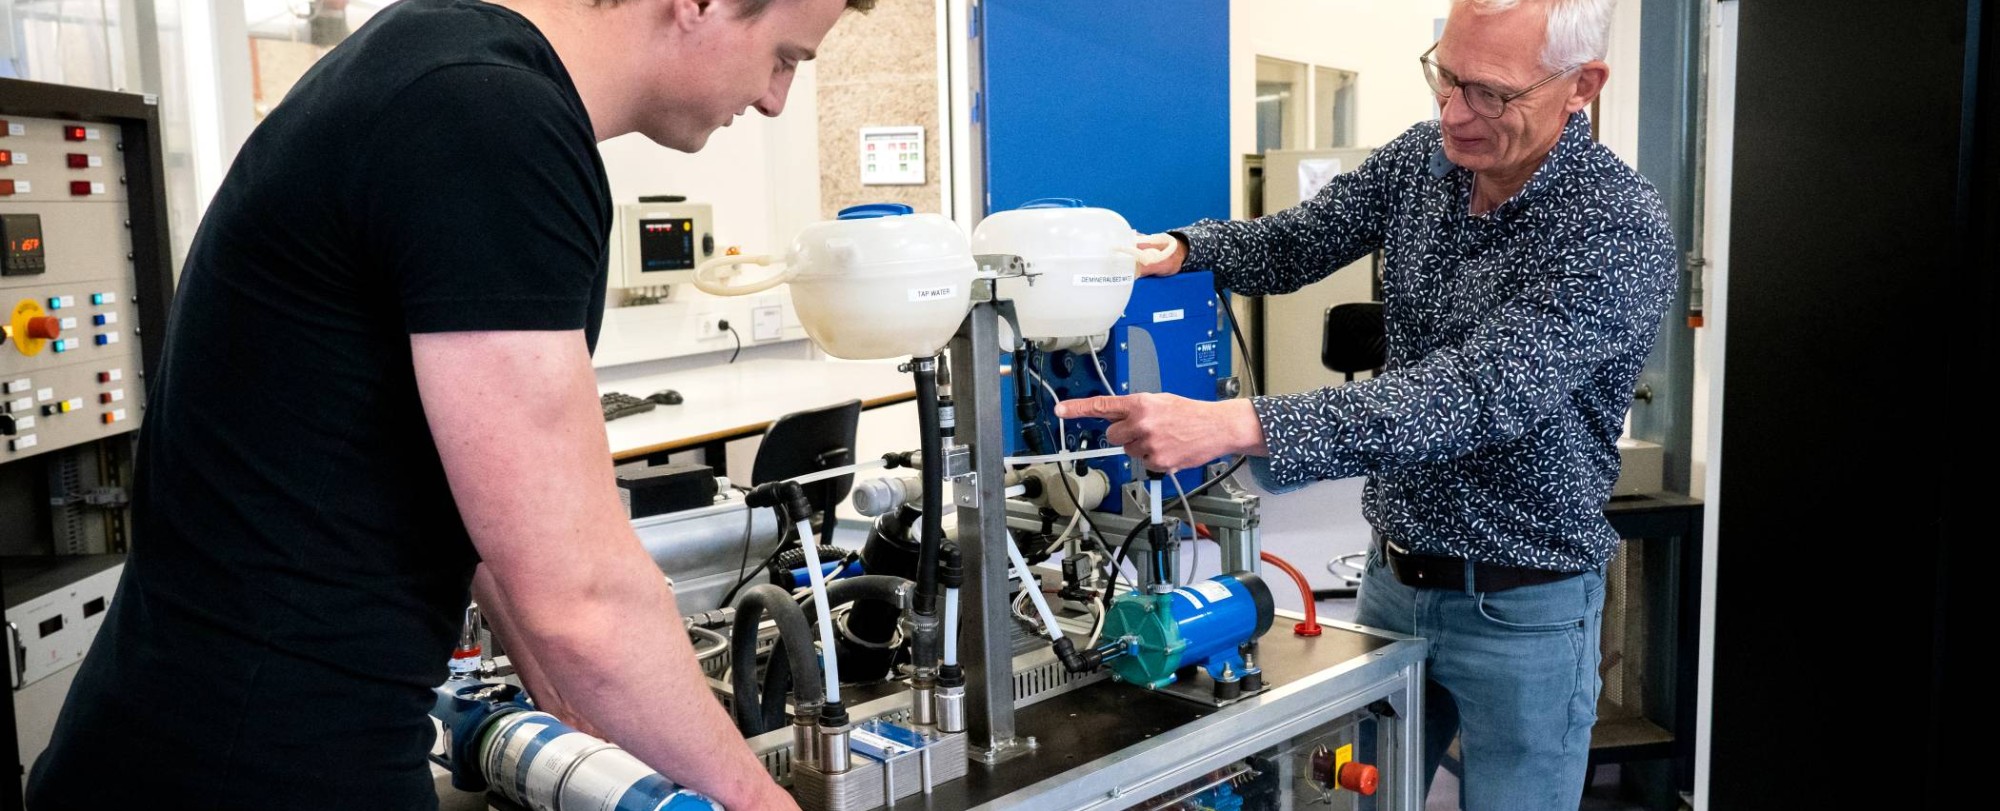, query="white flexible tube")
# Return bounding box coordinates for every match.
[1028,367,1067,451]
[944,586,961,667]
[1004,533,1064,643]
[1148,478,1164,524]
[1003,445,1128,466]
[1170,472,1201,587]
[794,519,842,705]
[1086,335,1118,395]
